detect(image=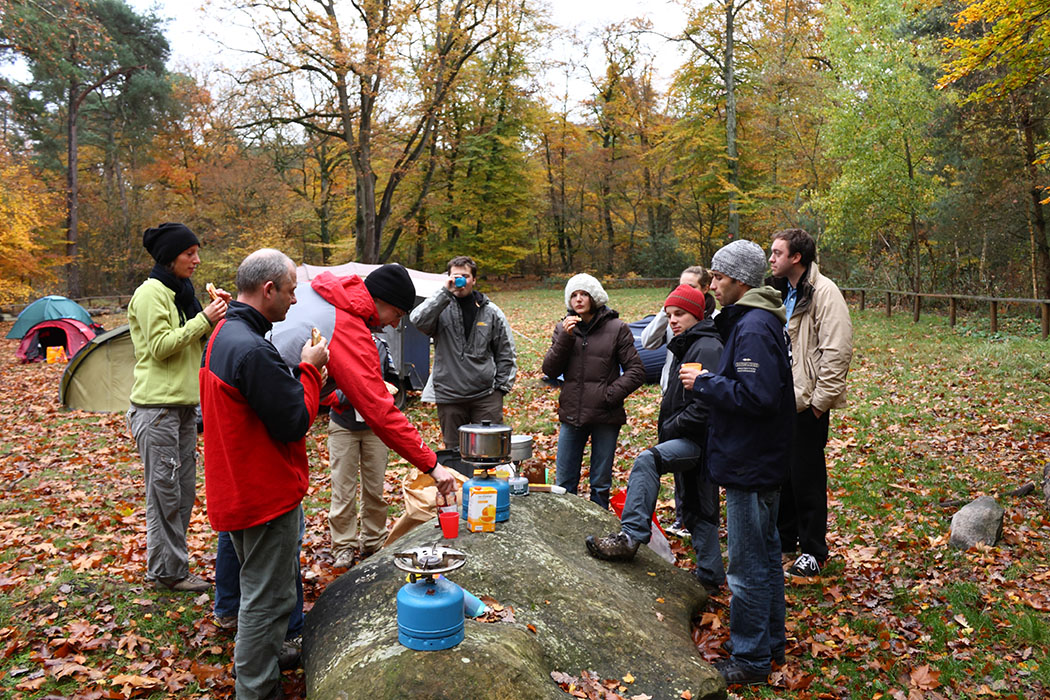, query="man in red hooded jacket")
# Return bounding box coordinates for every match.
[270,263,456,497]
